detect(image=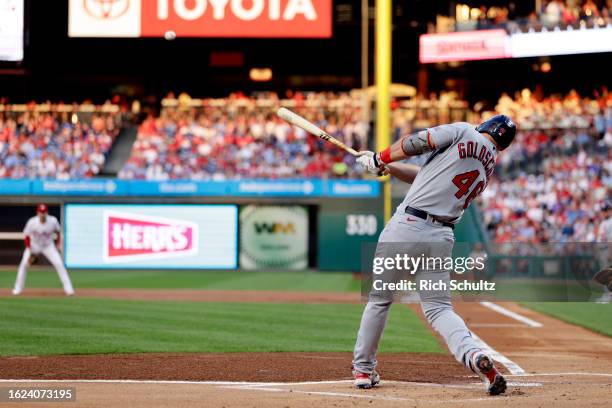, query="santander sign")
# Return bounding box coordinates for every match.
[103,211,198,263]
